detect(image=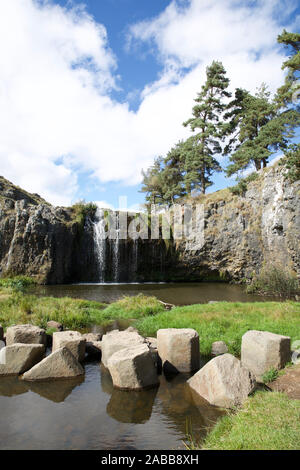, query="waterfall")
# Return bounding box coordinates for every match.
[93,208,107,282]
[112,212,120,282]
